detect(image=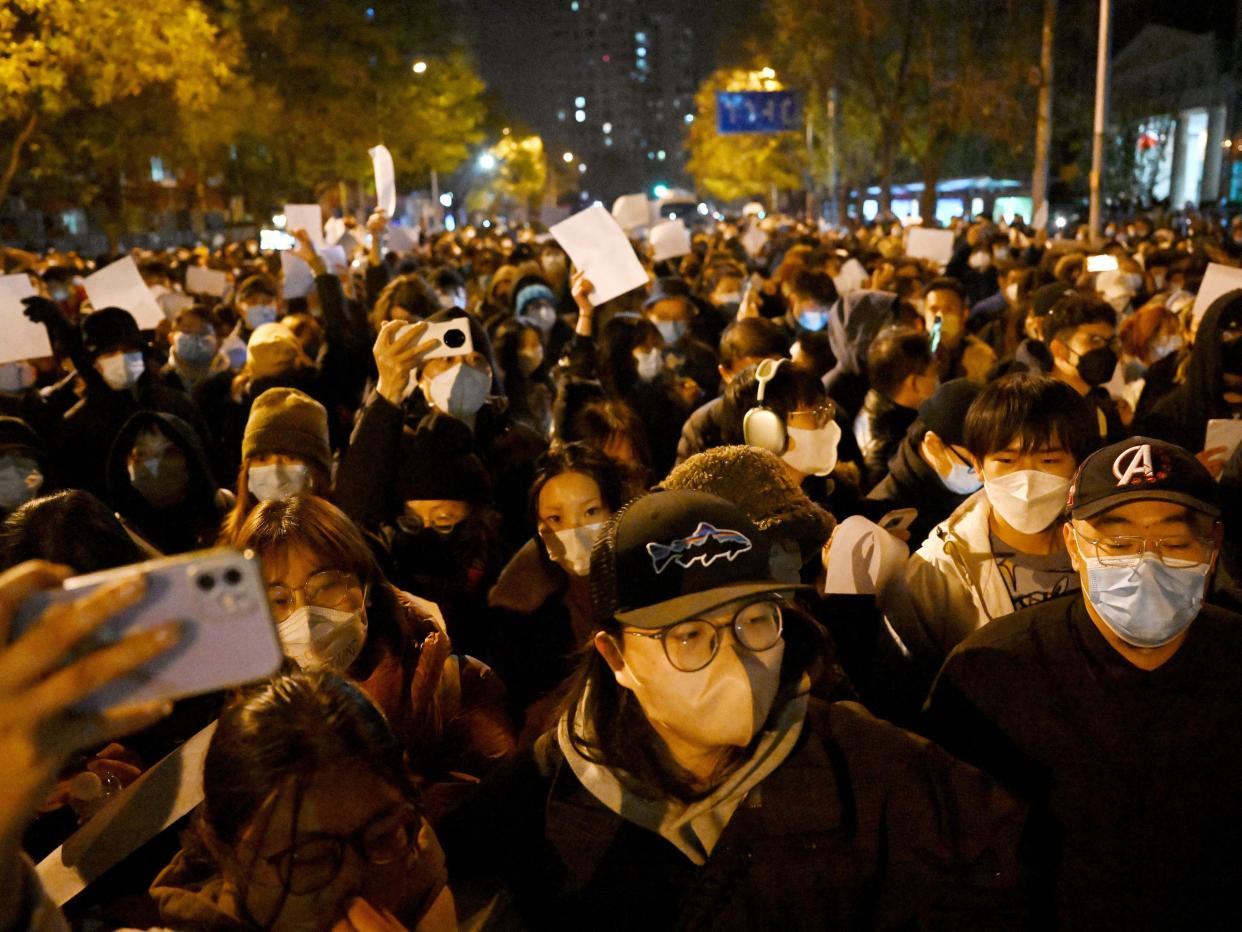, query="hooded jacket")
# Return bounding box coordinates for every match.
[867,431,972,549]
[823,289,898,419]
[1138,290,1242,450]
[105,411,232,554]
